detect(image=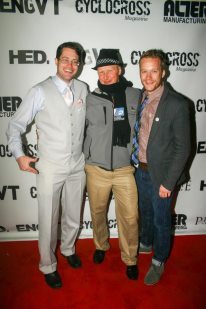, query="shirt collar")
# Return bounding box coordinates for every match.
[52,75,74,94]
[144,84,164,102]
